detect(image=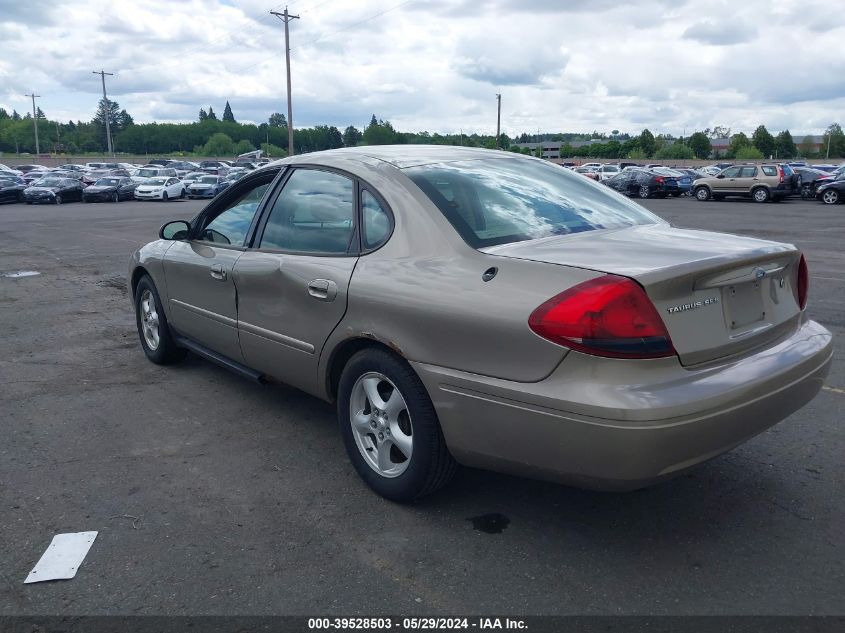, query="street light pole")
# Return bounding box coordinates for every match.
[495,93,501,149]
